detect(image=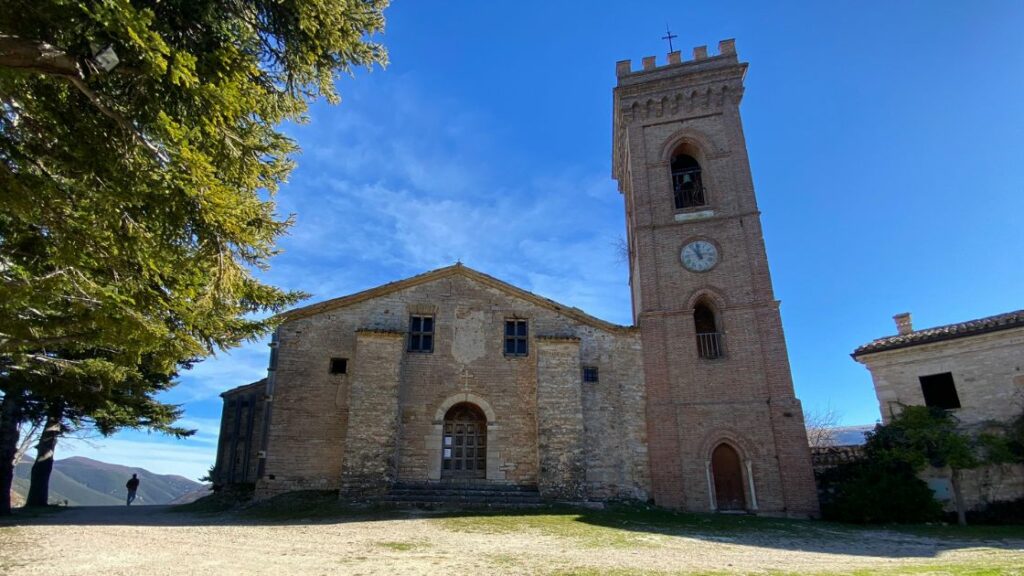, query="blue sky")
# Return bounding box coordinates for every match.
[57,1,1024,480]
